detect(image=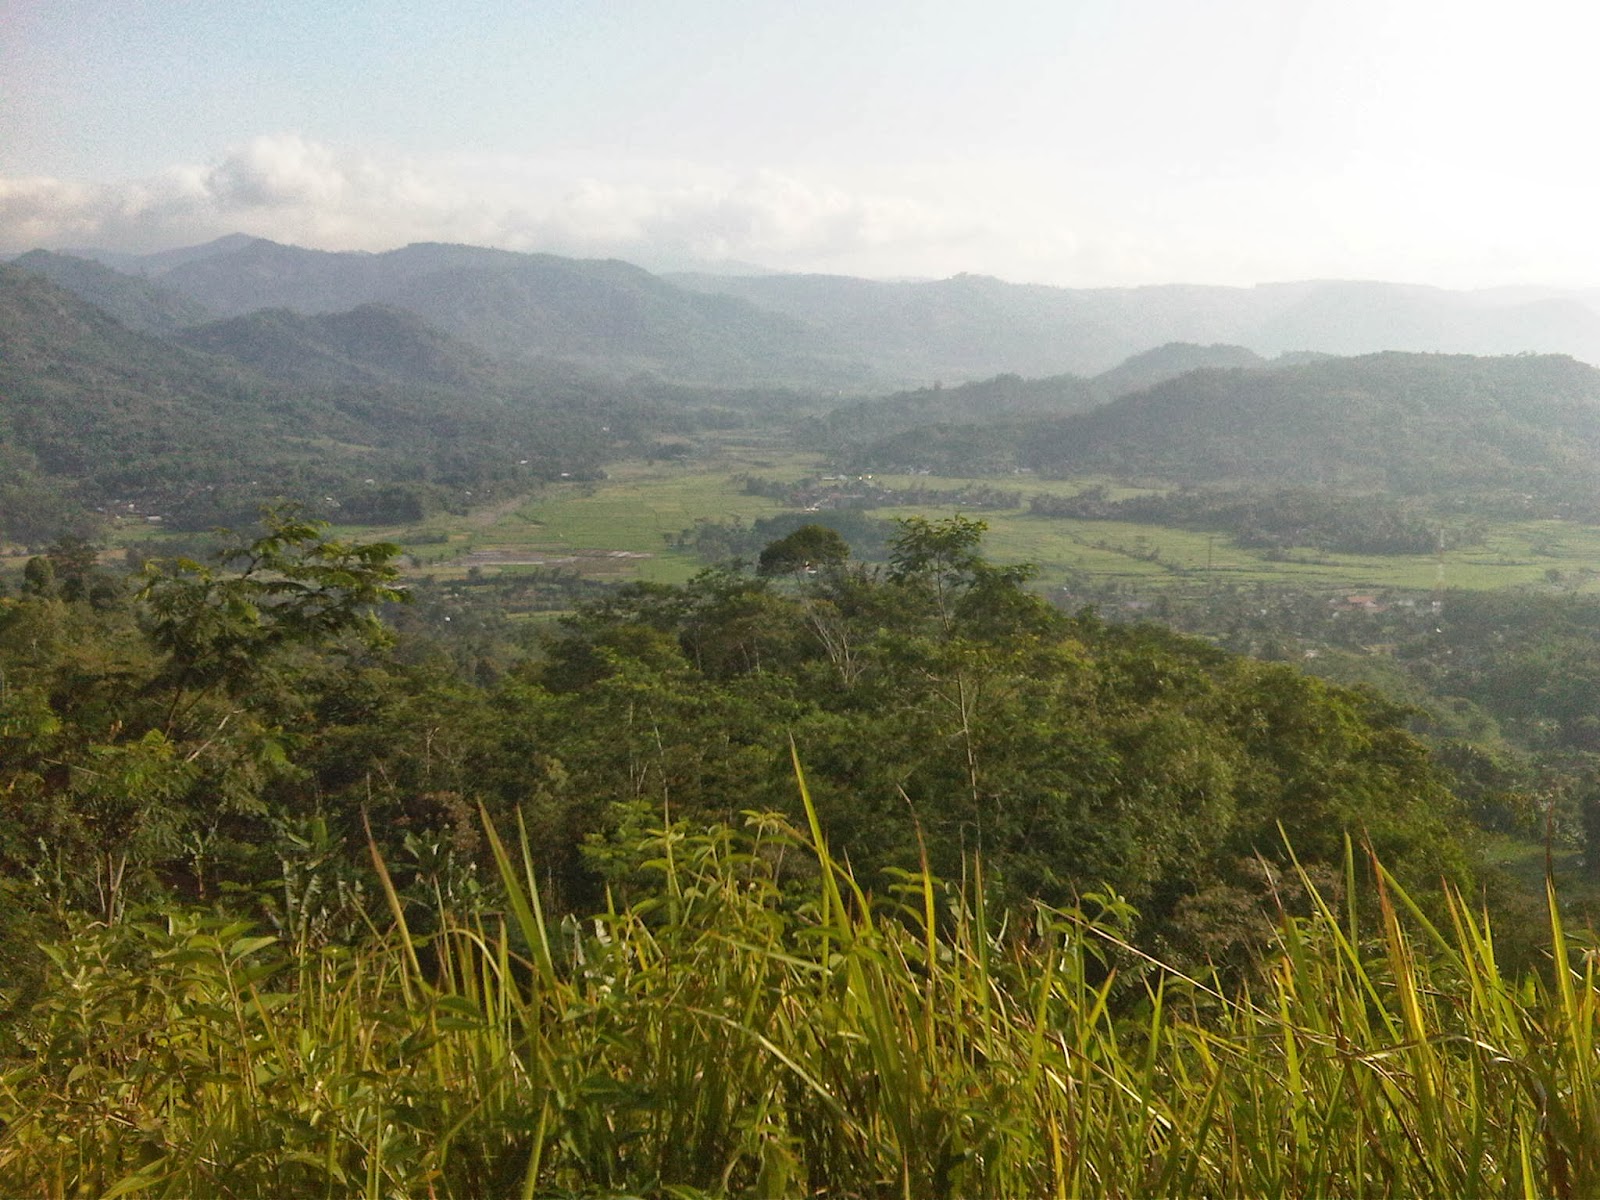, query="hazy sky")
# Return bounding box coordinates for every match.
[3,0,1596,287]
